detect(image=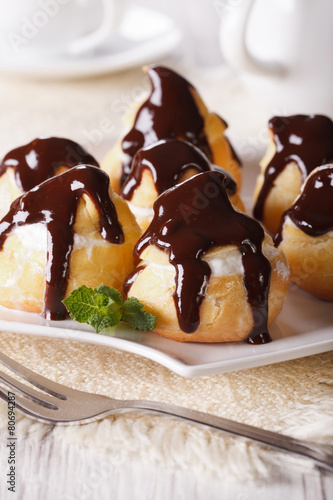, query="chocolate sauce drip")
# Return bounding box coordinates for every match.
[0,165,123,320]
[120,65,214,186]
[253,115,333,221]
[275,165,333,246]
[134,171,271,342]
[0,137,99,192]
[121,138,237,200]
[123,265,146,296]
